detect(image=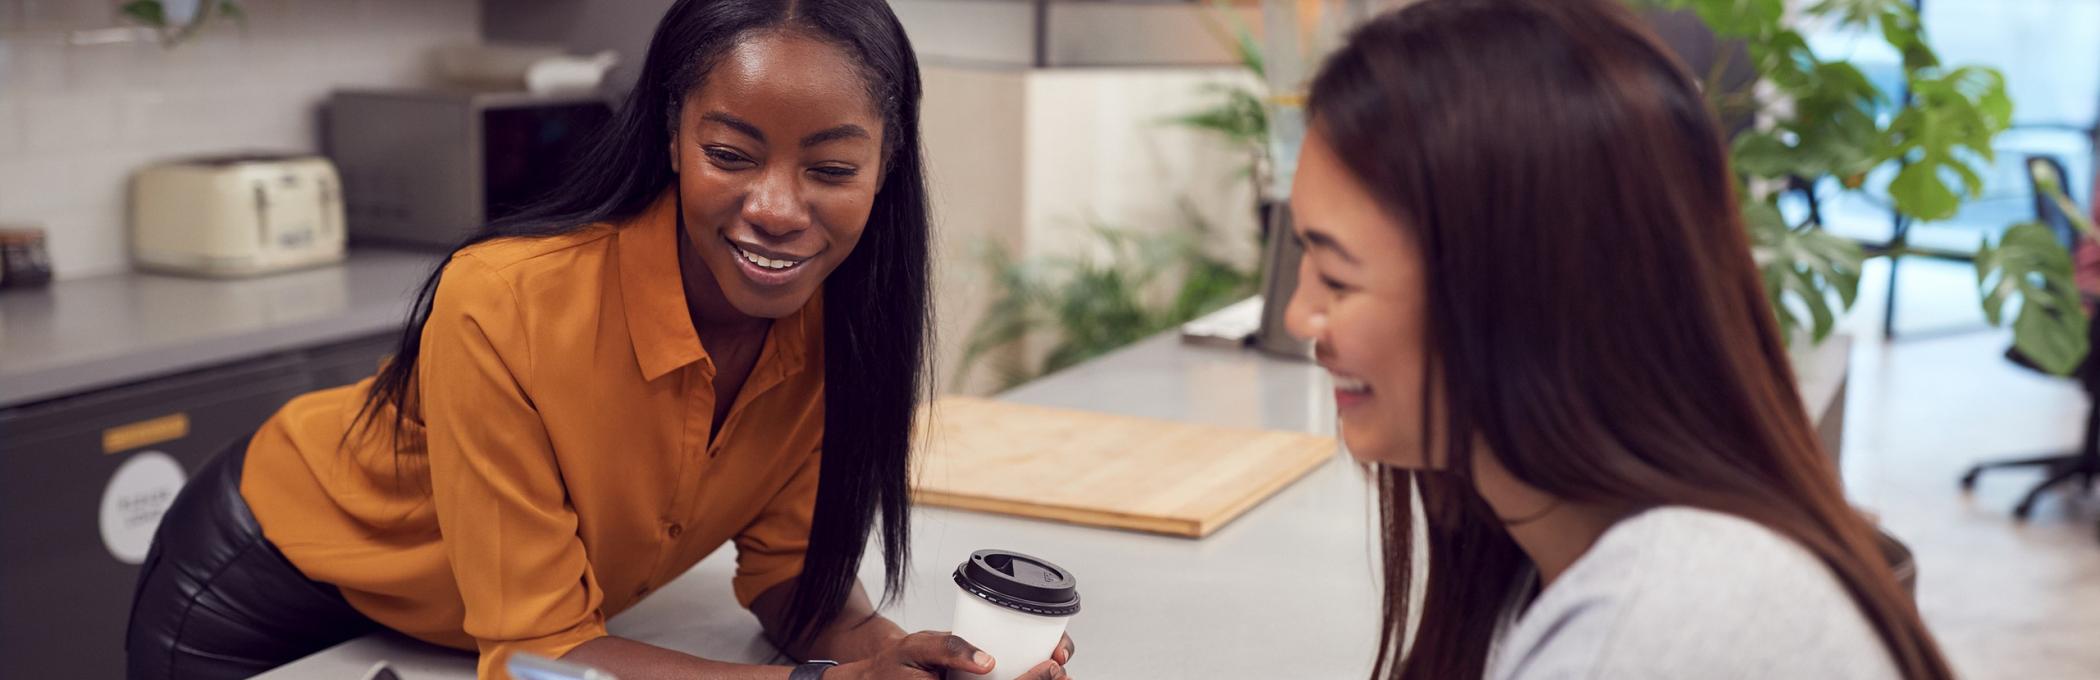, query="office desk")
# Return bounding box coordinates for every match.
[260,330,1853,679]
